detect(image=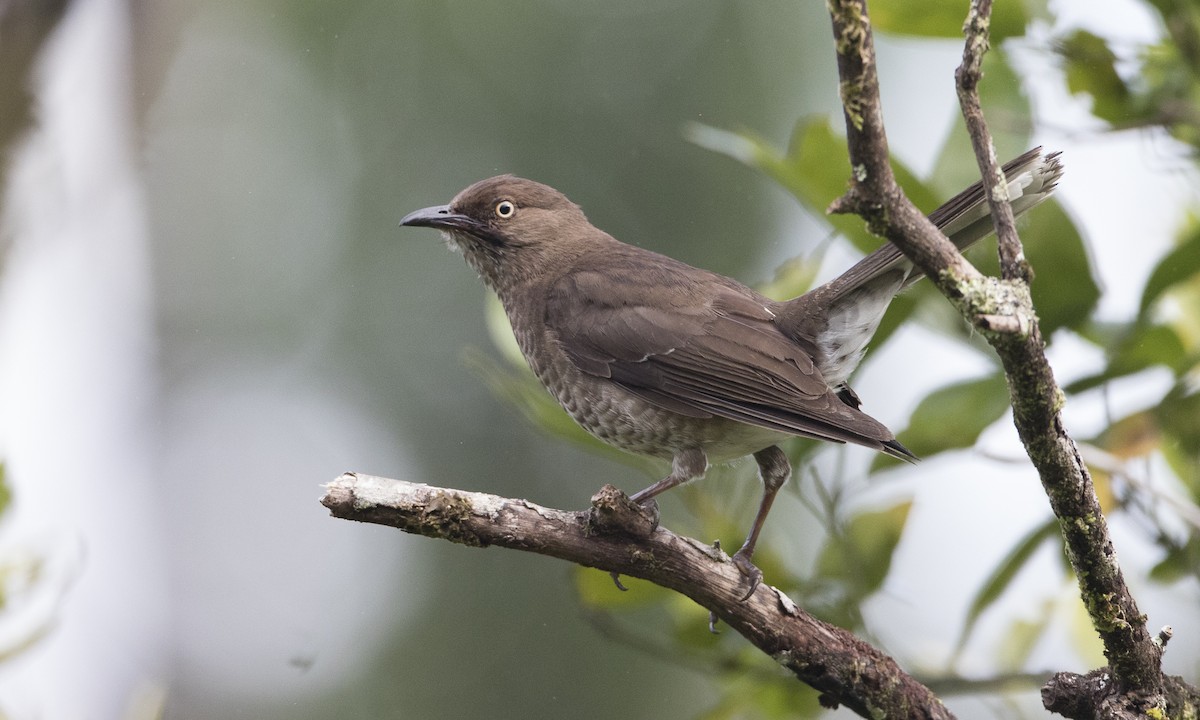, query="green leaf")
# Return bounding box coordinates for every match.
[1098,411,1162,461]
[925,52,1090,336]
[995,599,1056,672]
[1067,588,1108,666]
[816,501,911,598]
[484,292,526,367]
[466,349,661,474]
[965,198,1097,335]
[690,117,948,355]
[755,253,822,302]
[875,373,1010,470]
[1155,385,1200,462]
[700,673,824,720]
[573,566,672,609]
[1058,30,1131,124]
[688,119,860,249]
[953,517,1060,658]
[1020,201,1098,334]
[1110,324,1189,375]
[474,295,664,472]
[1162,440,1200,500]
[1140,220,1200,316]
[0,463,9,518]
[1073,319,1127,349]
[689,117,941,256]
[1149,535,1200,583]
[871,0,1028,40]
[783,119,943,254]
[1066,323,1189,393]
